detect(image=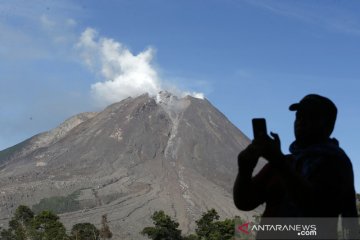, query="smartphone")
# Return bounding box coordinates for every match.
[252,118,267,140]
